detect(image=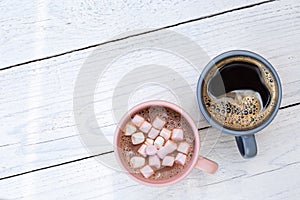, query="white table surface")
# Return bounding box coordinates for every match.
[1,0,299,199]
